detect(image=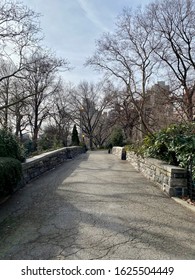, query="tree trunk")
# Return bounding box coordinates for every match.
[89,136,93,150]
[185,88,194,121]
